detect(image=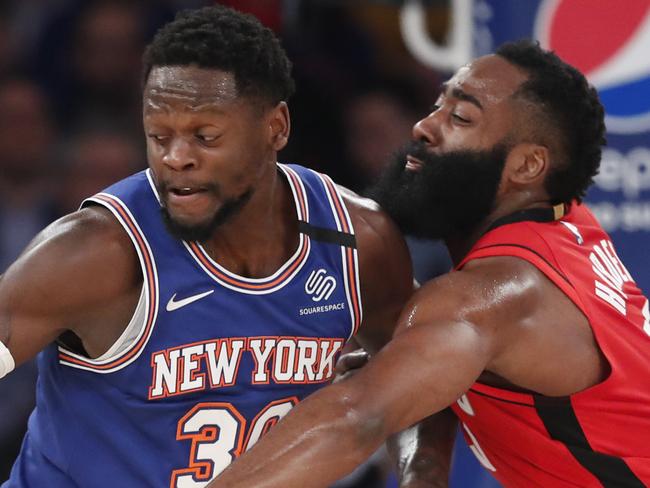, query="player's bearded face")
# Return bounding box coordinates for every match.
[368,140,508,240]
[158,183,252,242]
